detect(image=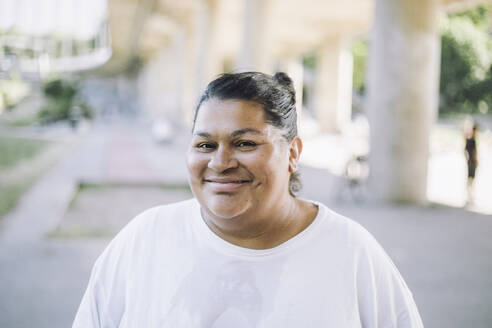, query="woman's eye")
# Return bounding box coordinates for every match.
[237,141,256,148]
[196,143,215,151]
